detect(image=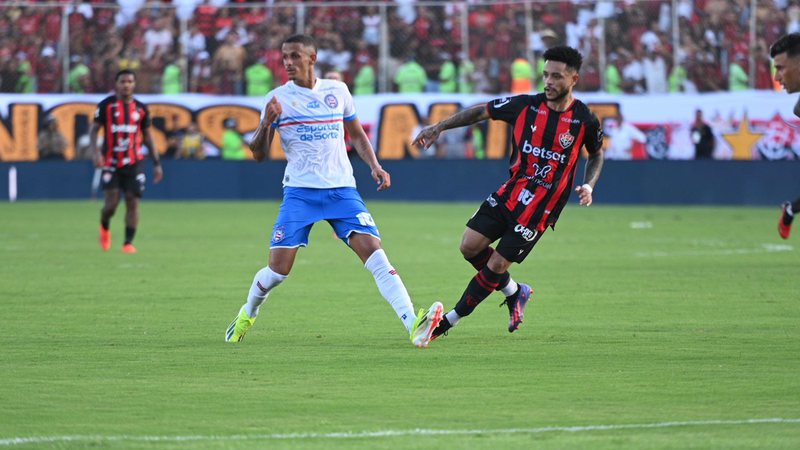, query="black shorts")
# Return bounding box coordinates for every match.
[101,163,145,197]
[466,195,545,263]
